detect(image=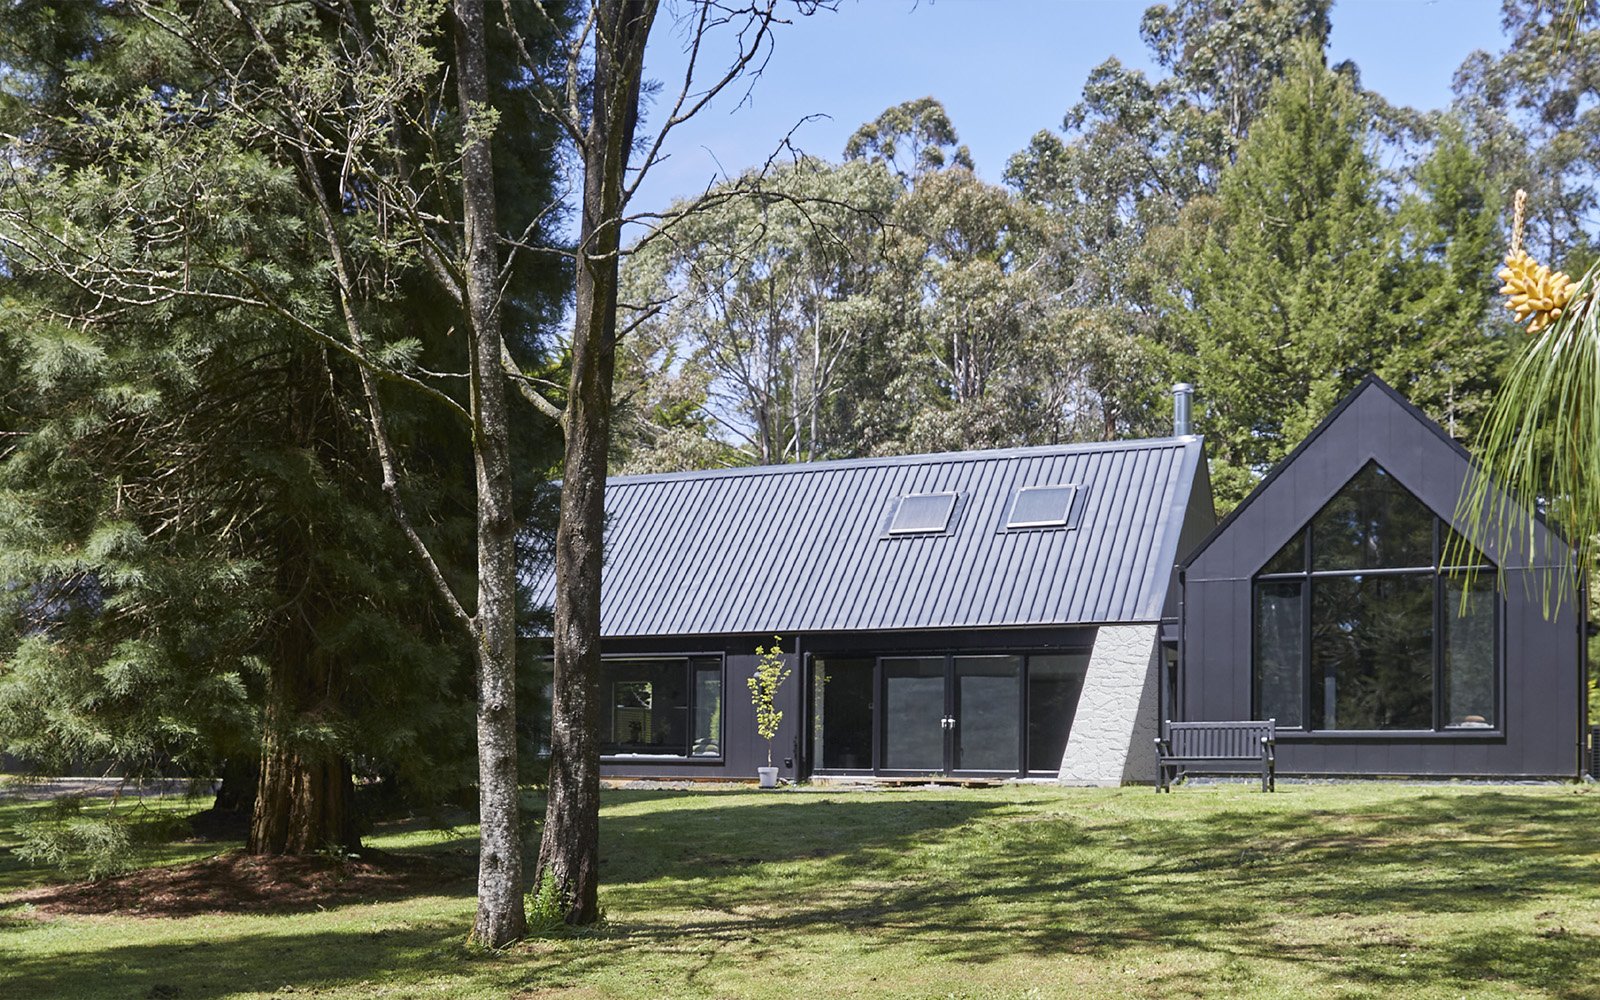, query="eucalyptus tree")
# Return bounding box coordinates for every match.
[617,157,898,467]
[843,96,974,186]
[1005,0,1338,438]
[1452,0,1600,265]
[887,166,1062,453]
